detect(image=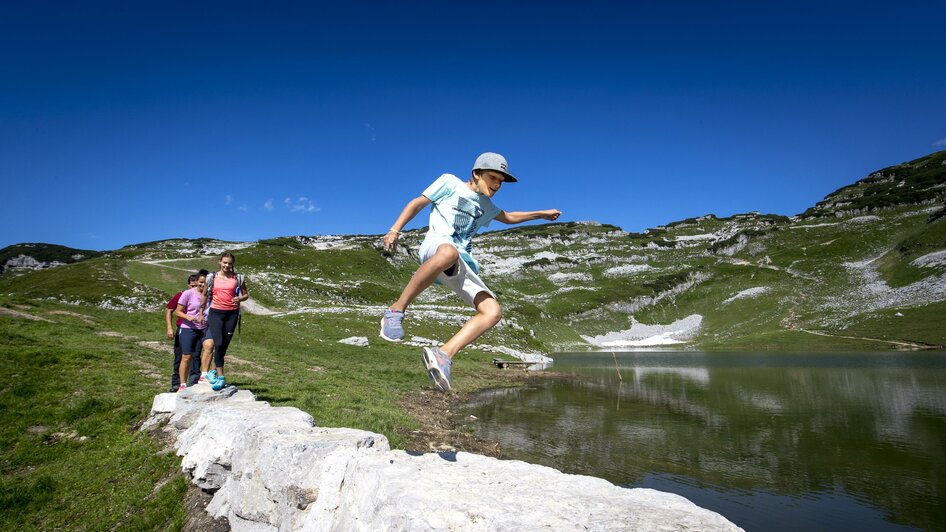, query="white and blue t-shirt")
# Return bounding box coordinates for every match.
[420,173,501,274]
